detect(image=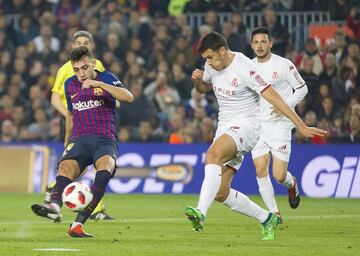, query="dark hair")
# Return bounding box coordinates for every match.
[73,30,93,44]
[70,46,93,62]
[197,31,229,54]
[251,27,272,41]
